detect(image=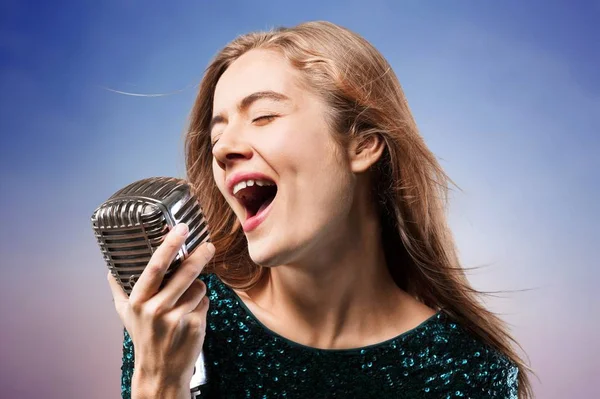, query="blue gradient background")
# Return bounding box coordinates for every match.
[1,1,598,398]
